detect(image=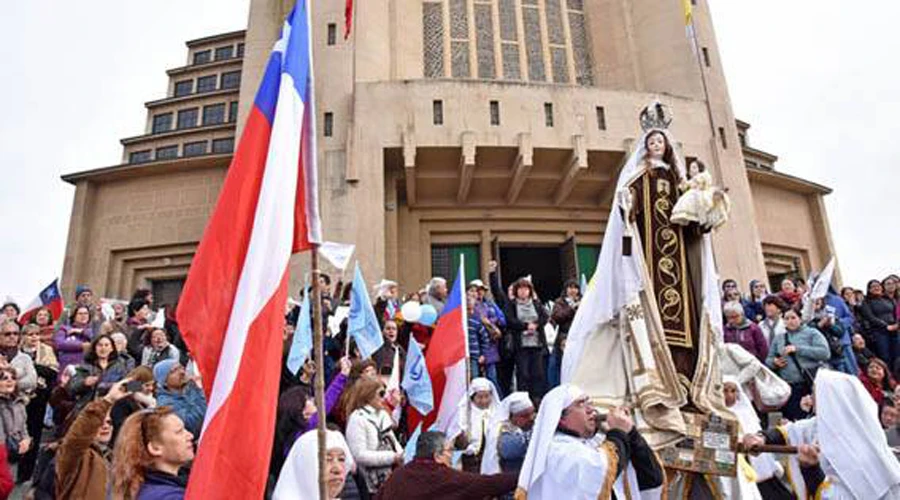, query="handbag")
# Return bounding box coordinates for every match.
[784,334,820,391]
